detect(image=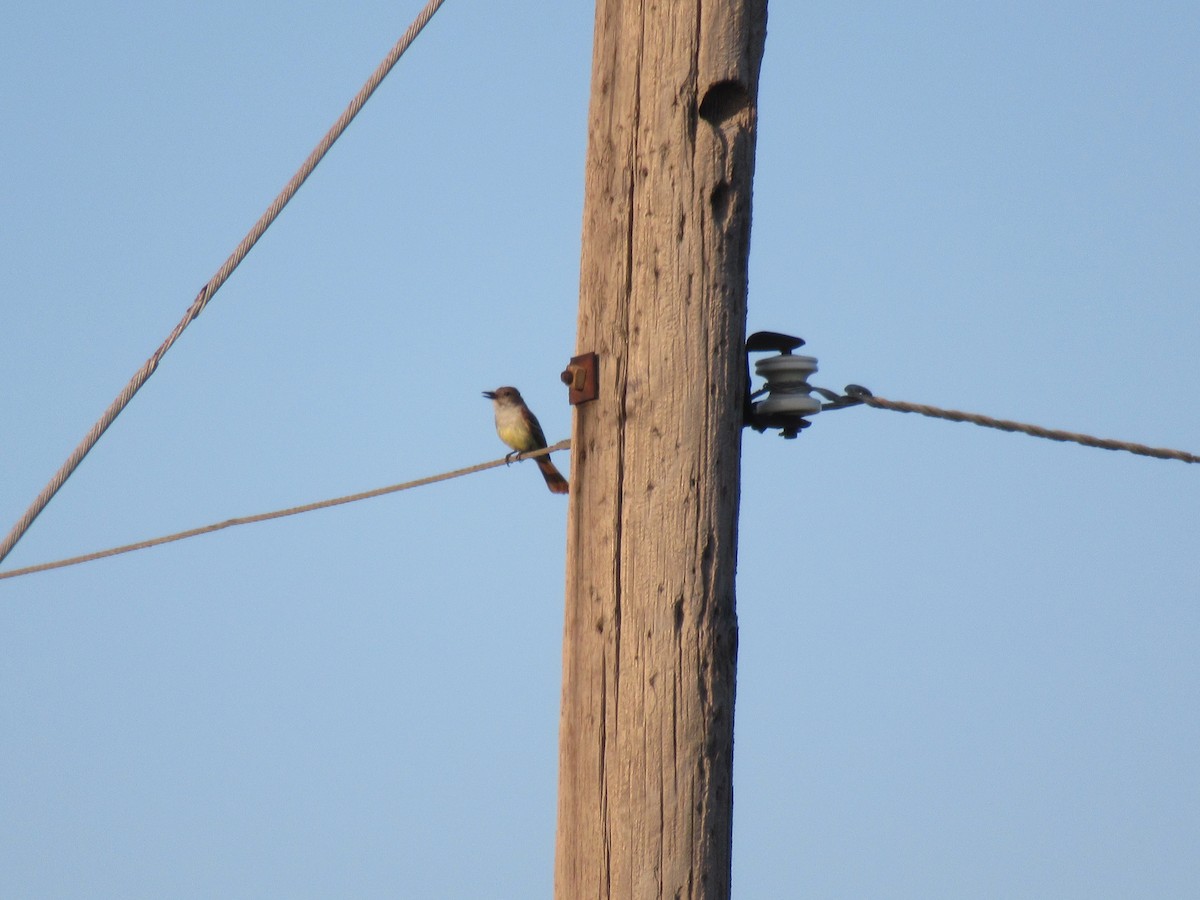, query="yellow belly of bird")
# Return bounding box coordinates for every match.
[496,421,538,452]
